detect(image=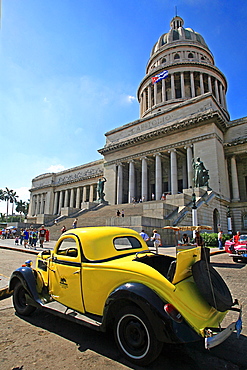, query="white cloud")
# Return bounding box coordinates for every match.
[47,164,66,173]
[127,95,136,103]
